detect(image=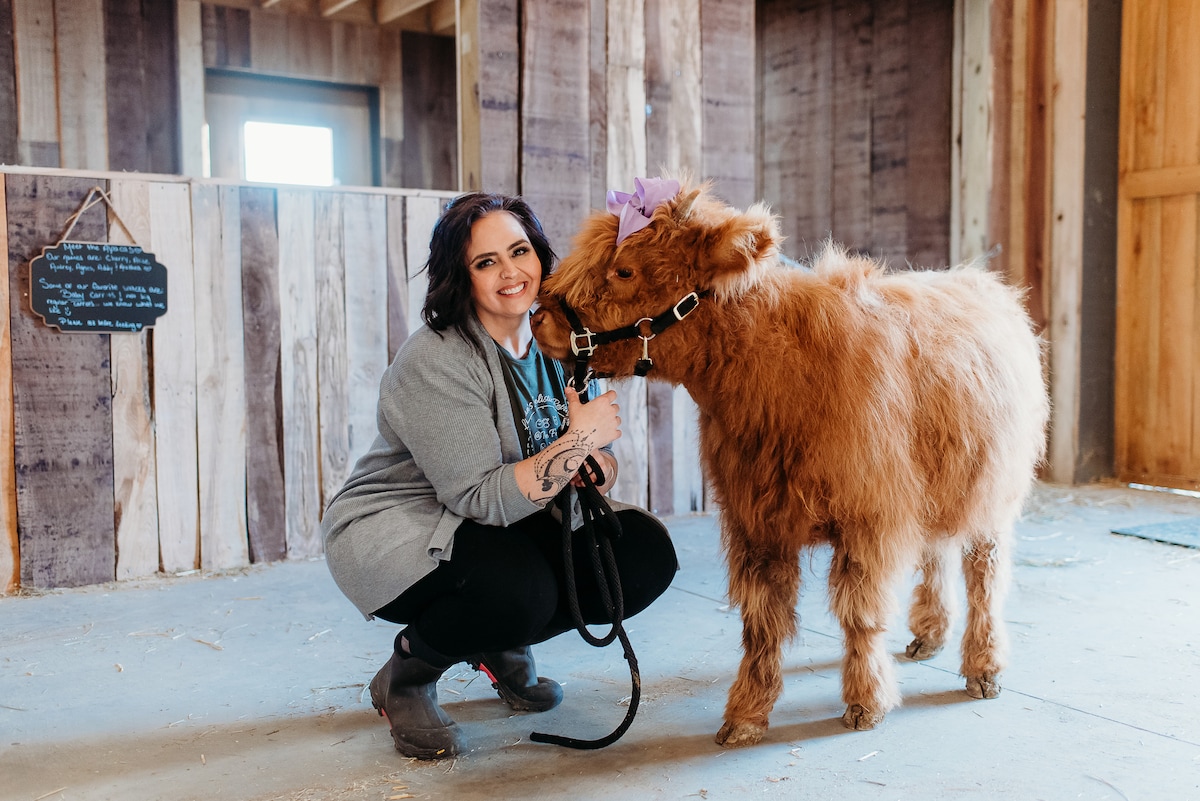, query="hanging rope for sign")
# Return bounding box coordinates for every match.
[56,185,144,249]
